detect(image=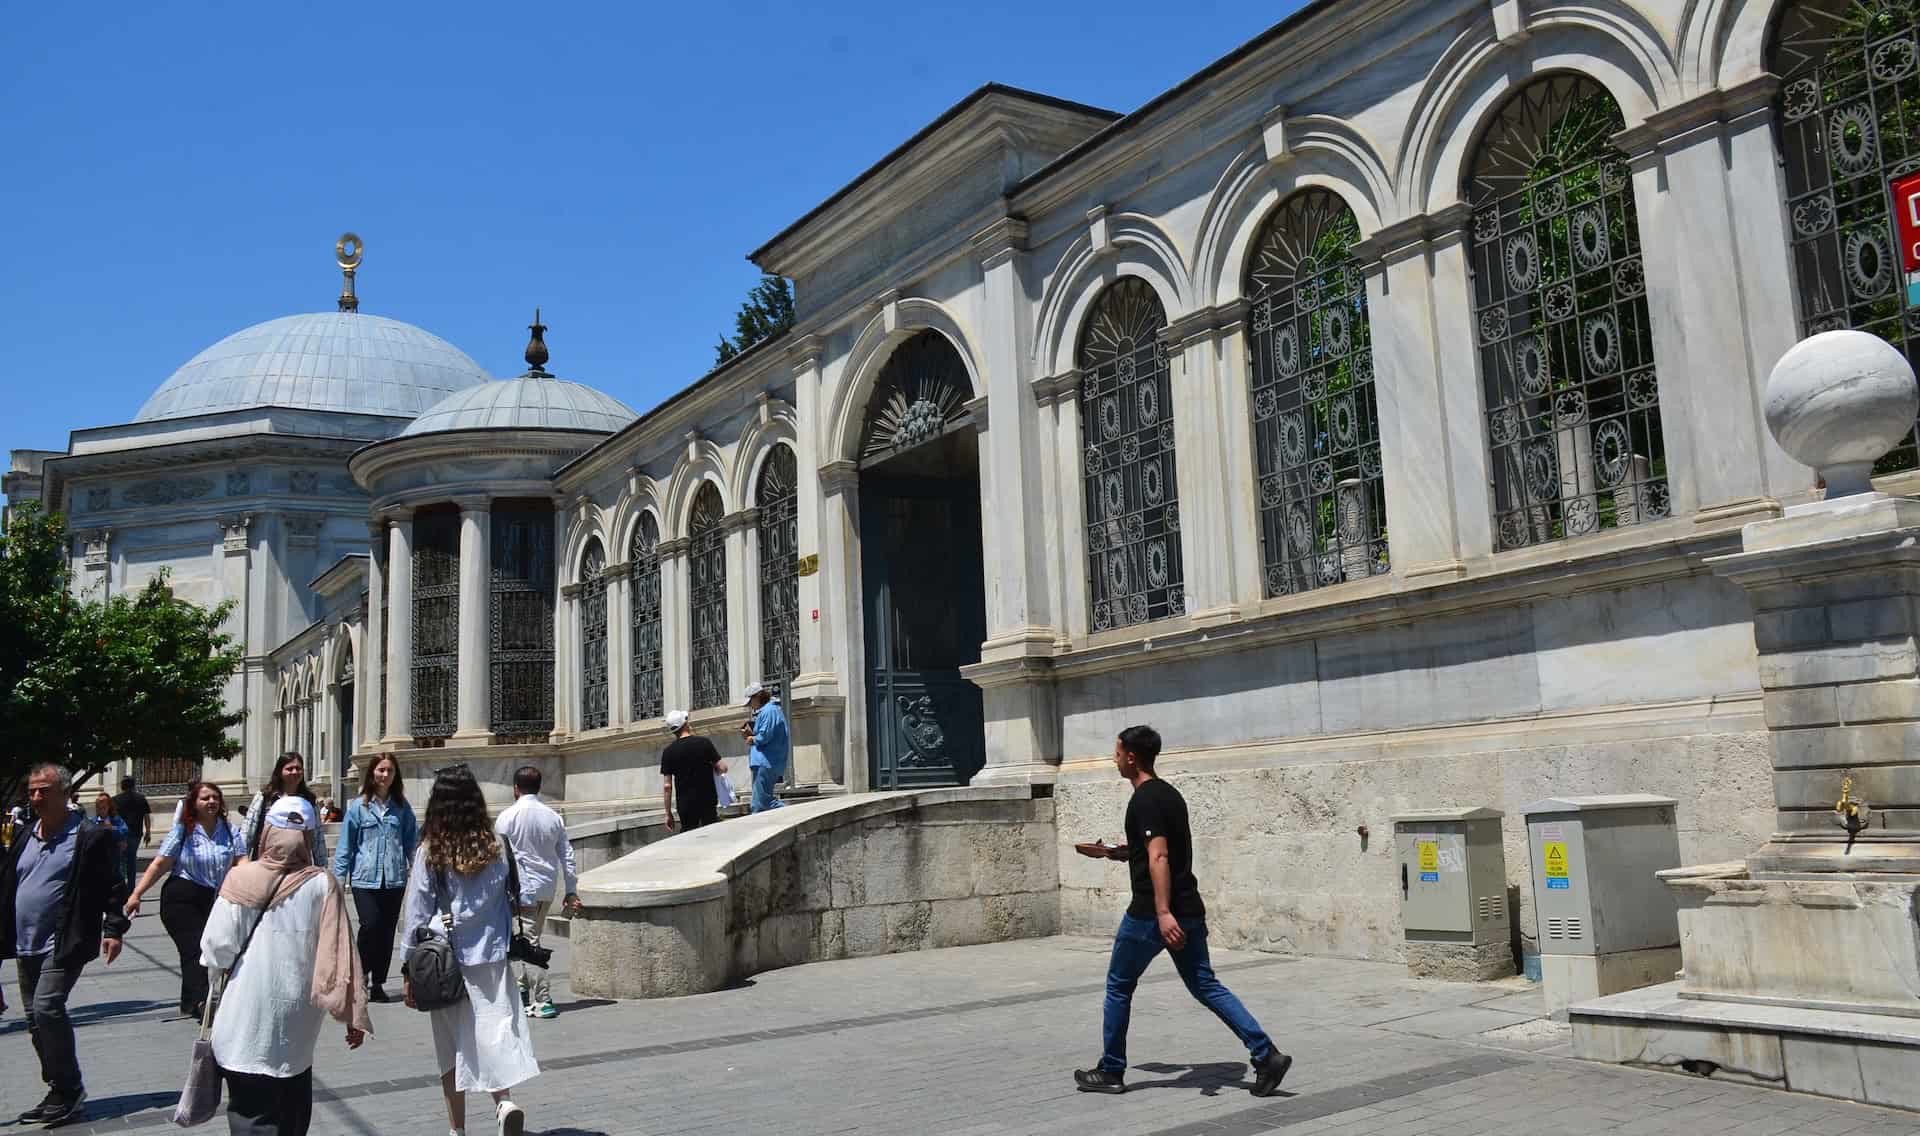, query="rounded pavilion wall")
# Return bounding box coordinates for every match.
[1051,568,1776,963]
